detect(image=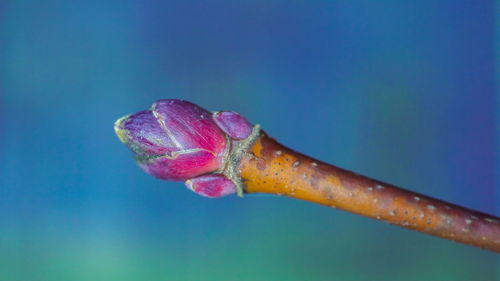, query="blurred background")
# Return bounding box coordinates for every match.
[1,1,498,280]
